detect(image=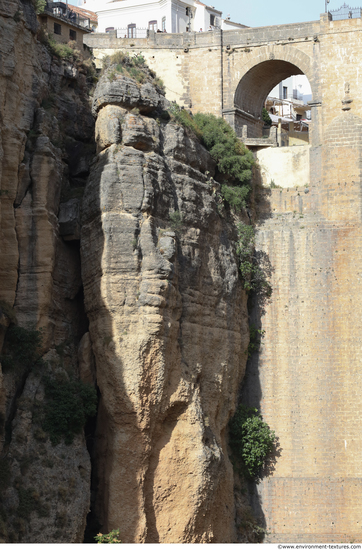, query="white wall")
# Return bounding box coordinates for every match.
[171,0,191,32]
[94,0,174,32]
[269,75,312,103]
[84,0,245,33]
[256,145,310,188]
